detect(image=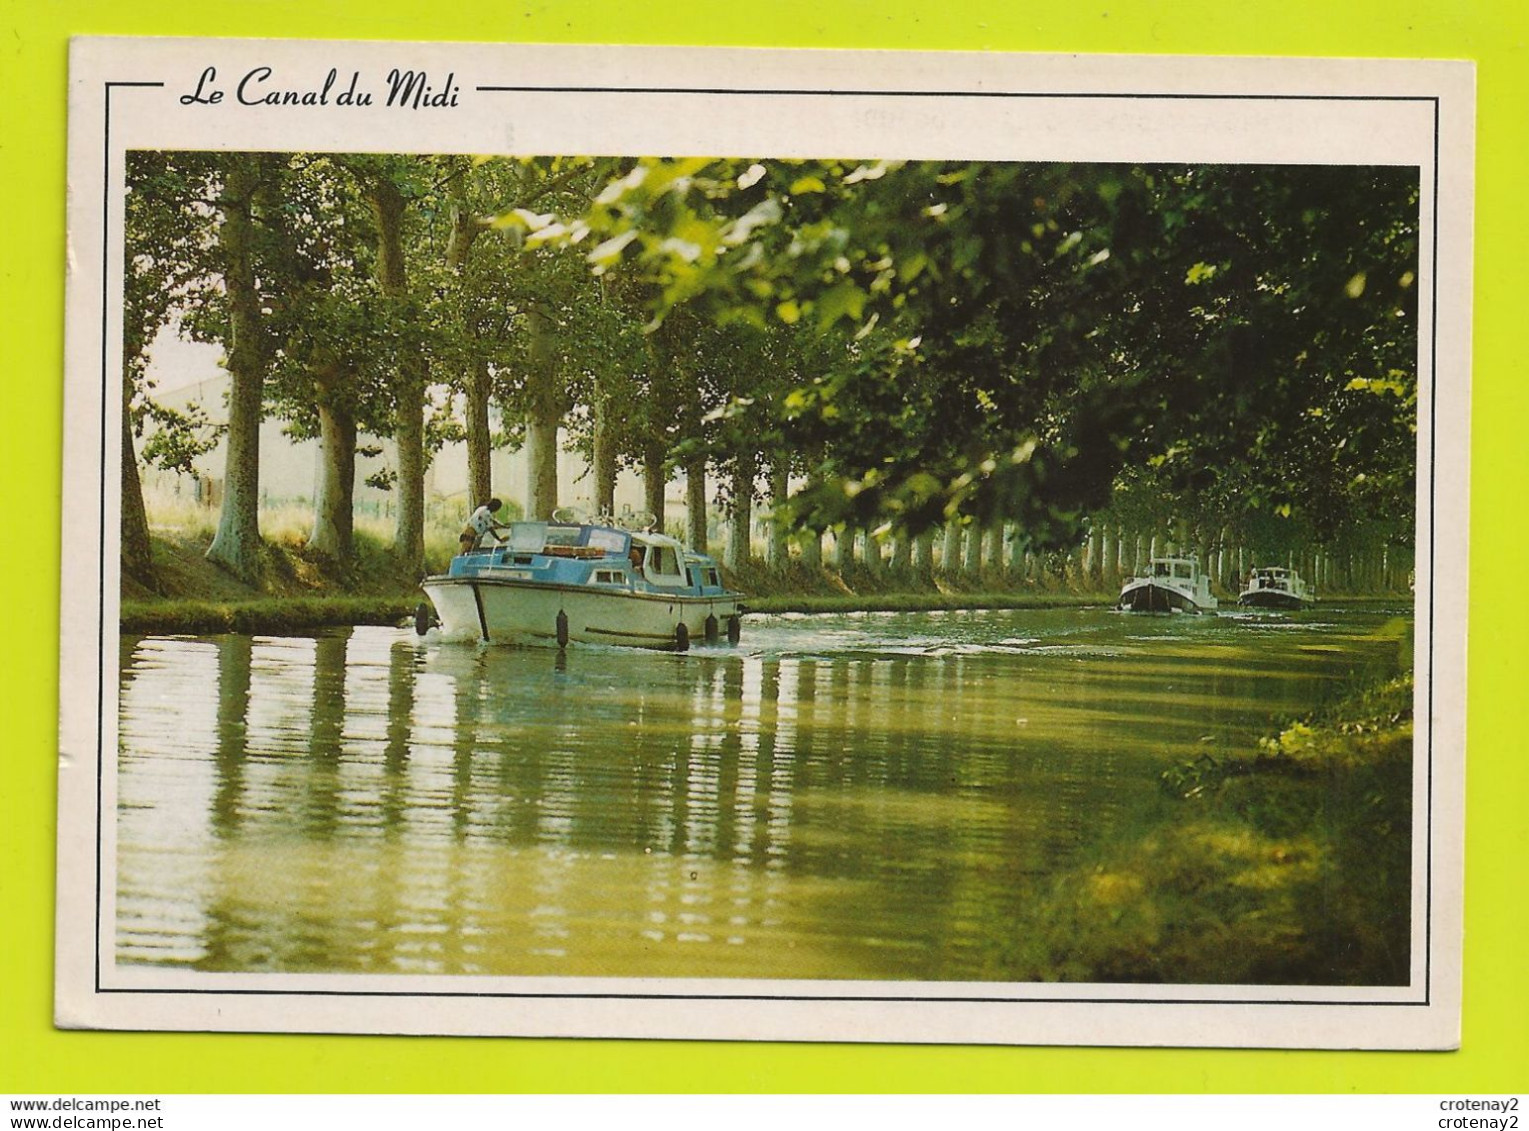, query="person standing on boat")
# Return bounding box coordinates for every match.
[460,498,508,553]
